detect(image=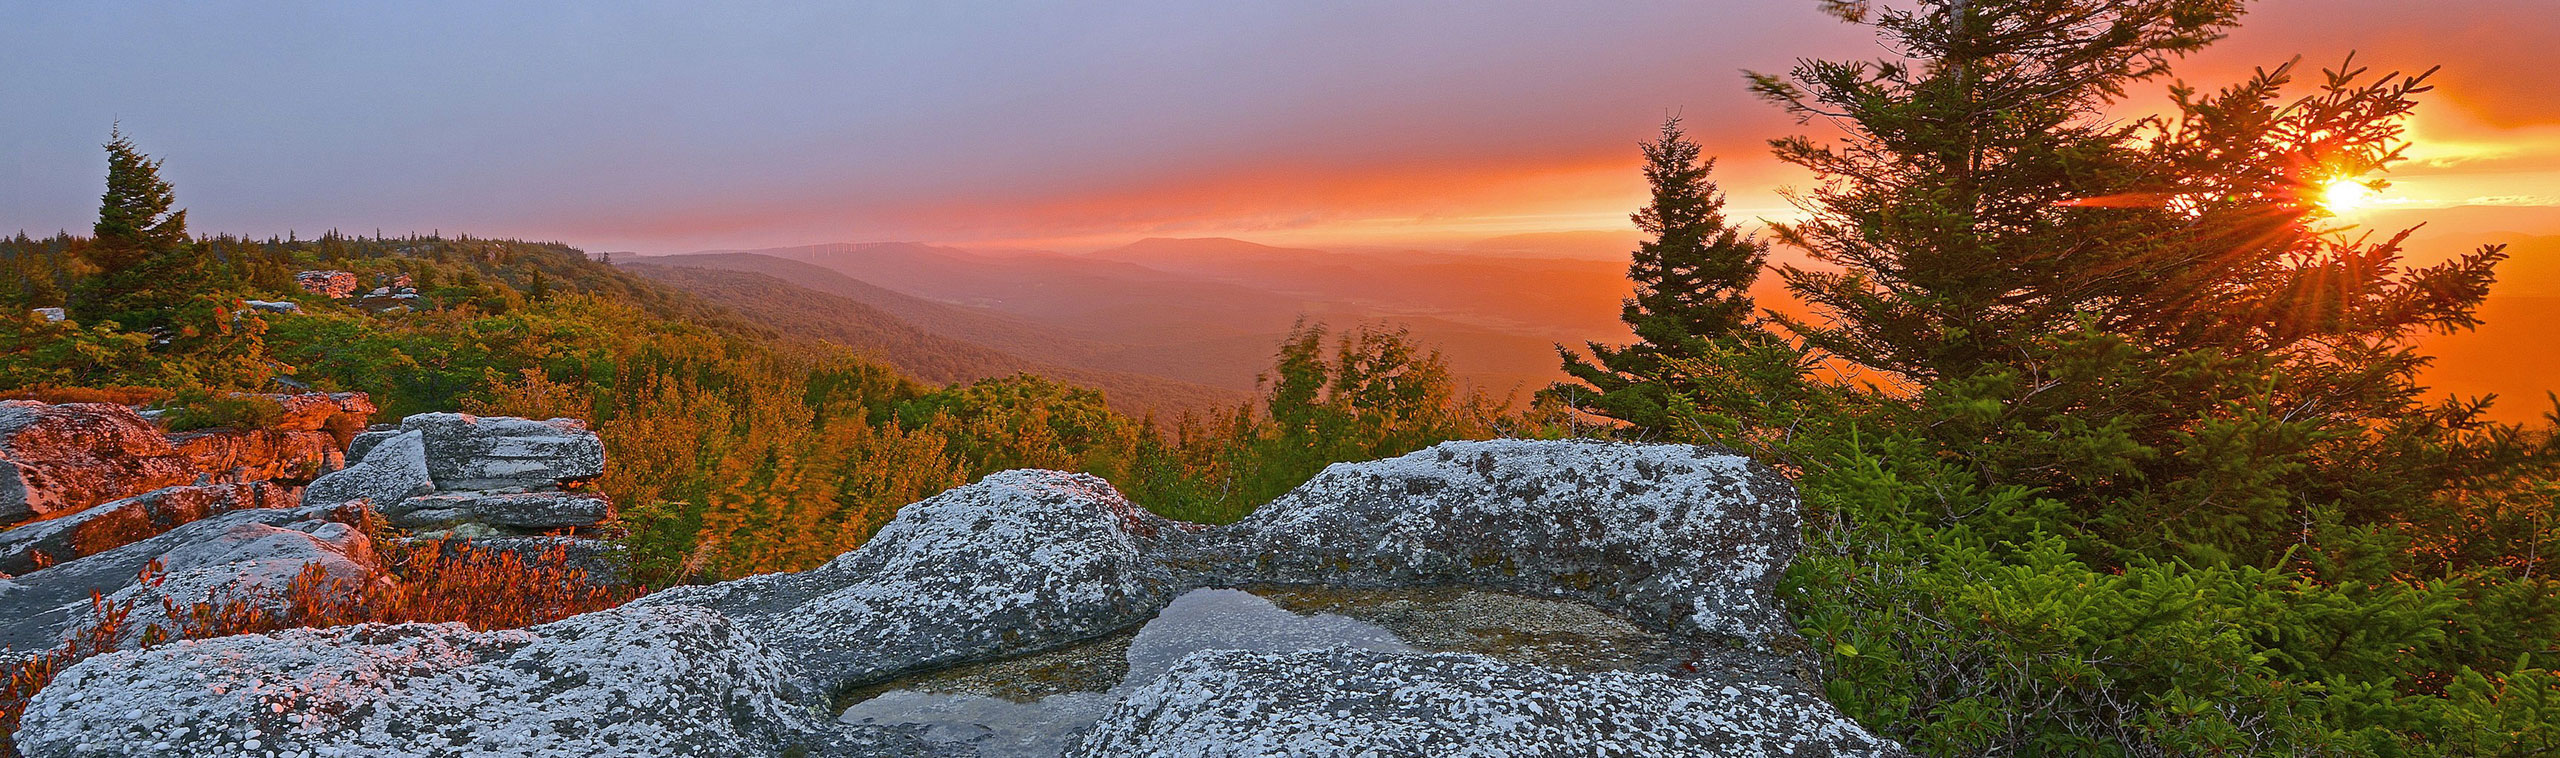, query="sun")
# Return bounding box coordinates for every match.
[2318,177,2380,215]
